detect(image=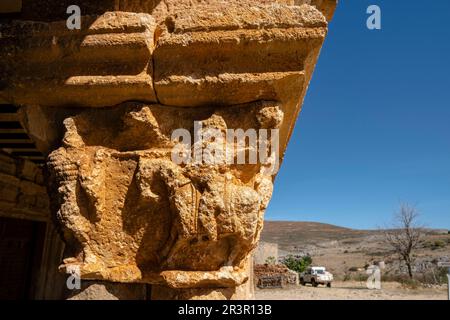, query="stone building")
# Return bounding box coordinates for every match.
[0,148,66,299]
[0,0,337,299]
